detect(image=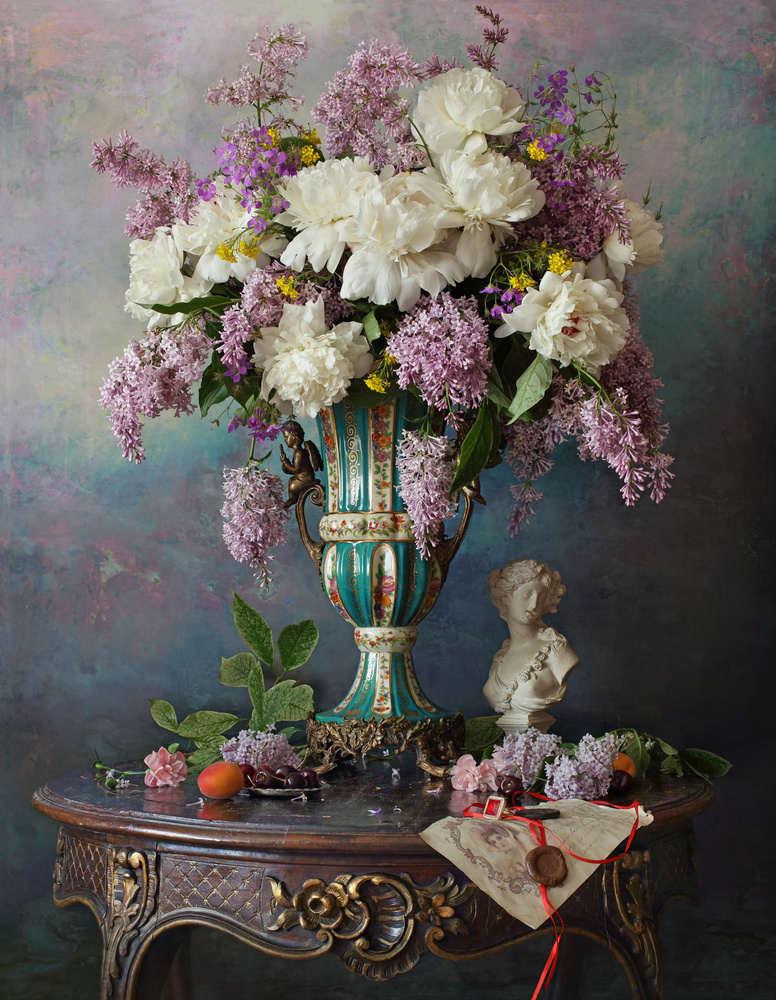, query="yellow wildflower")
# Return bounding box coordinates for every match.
[509,273,537,293]
[216,243,237,262]
[275,275,299,298]
[547,250,575,274]
[300,145,322,166]
[526,140,547,161]
[365,374,389,393]
[238,238,262,259]
[303,129,321,146]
